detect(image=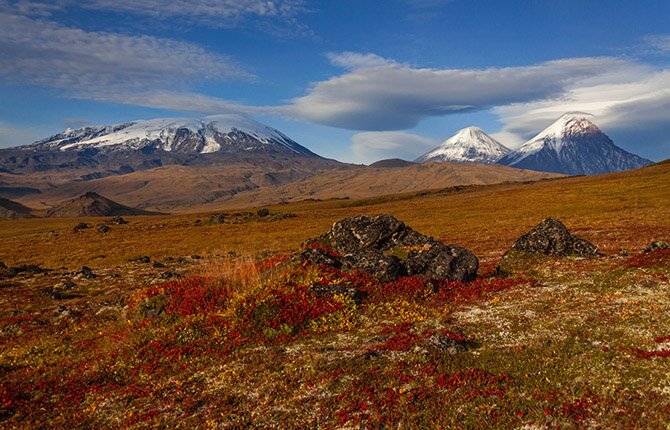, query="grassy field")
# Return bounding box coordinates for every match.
[0,161,669,428]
